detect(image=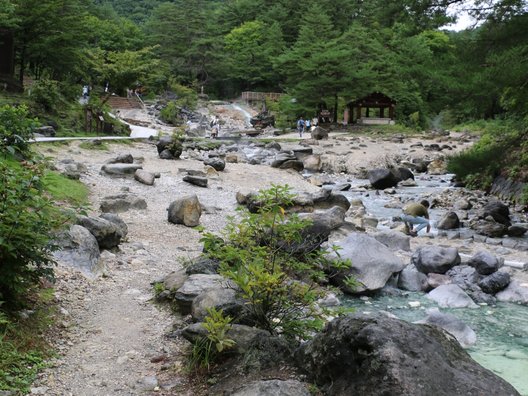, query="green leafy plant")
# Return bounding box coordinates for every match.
[201,185,353,340]
[188,308,235,371]
[0,105,38,158]
[0,159,61,304]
